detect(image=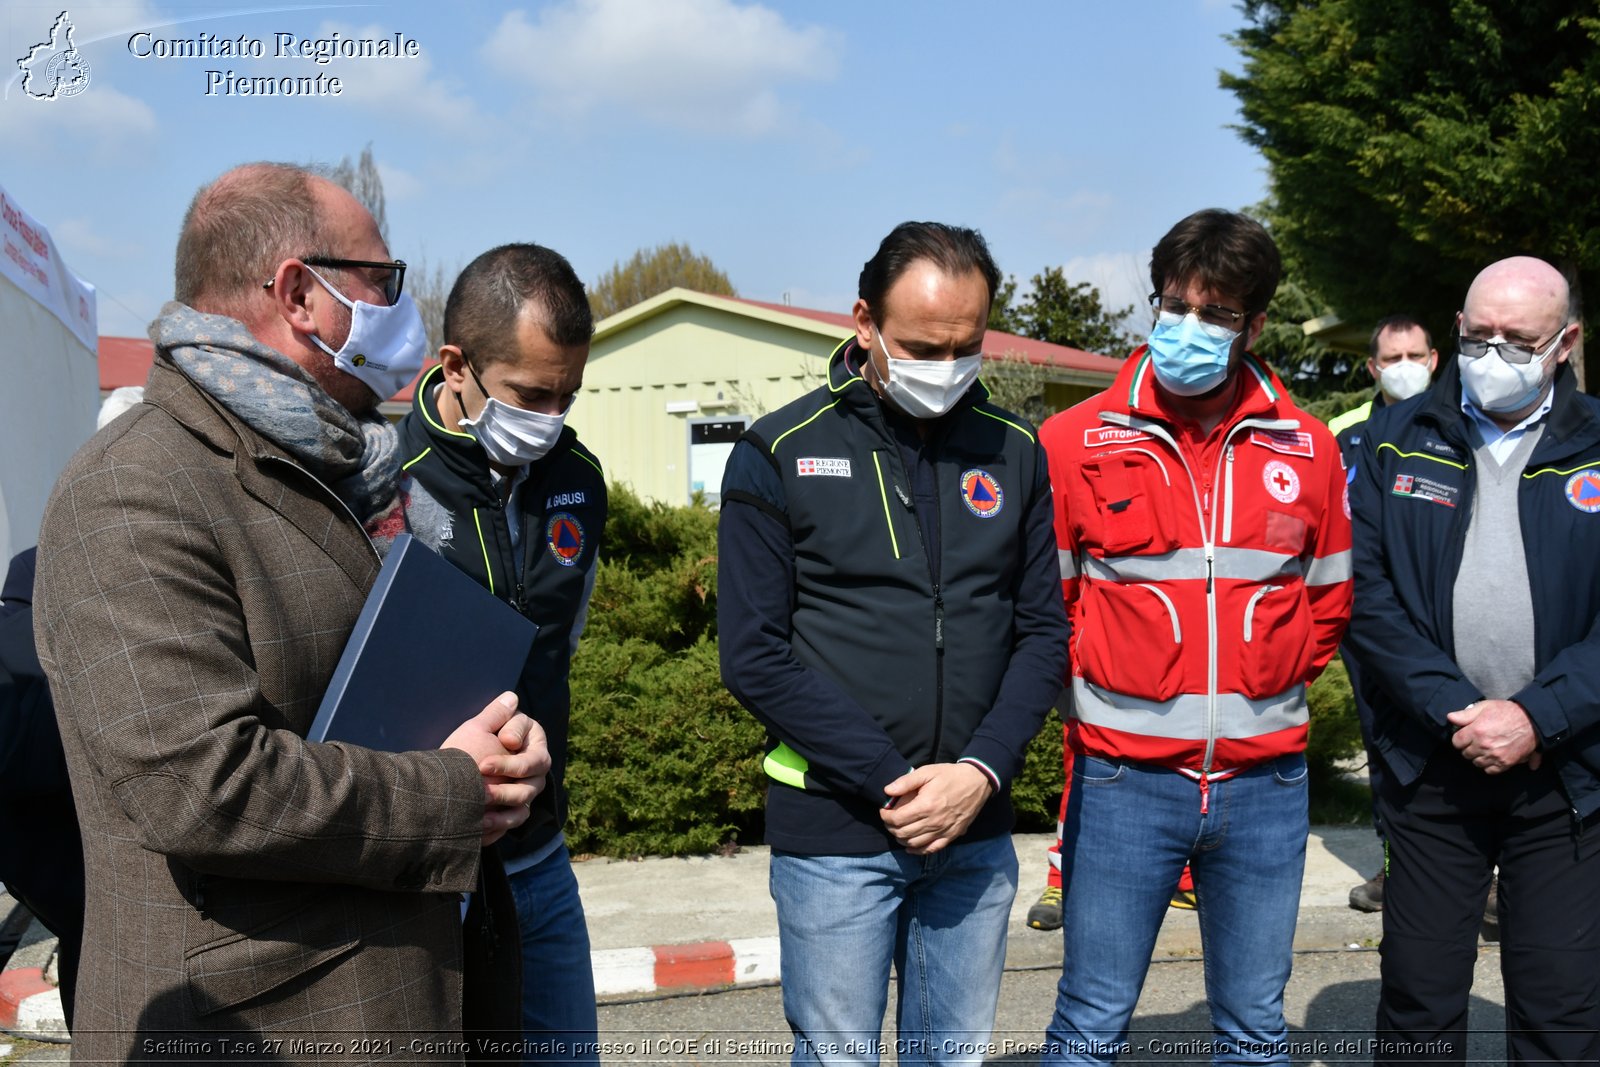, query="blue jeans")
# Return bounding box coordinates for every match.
[508,842,598,1066]
[770,833,1018,1067]
[1041,755,1308,1066]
